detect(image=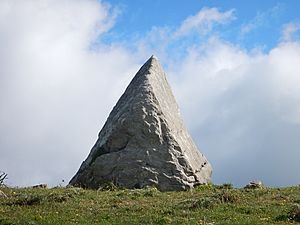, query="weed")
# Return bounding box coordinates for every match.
[12,194,44,206]
[141,187,160,197]
[47,193,69,203]
[275,214,289,222]
[219,183,233,189]
[115,187,160,200]
[179,196,220,210]
[98,181,119,191]
[194,183,215,191]
[156,216,172,224]
[191,197,220,209]
[217,190,240,203]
